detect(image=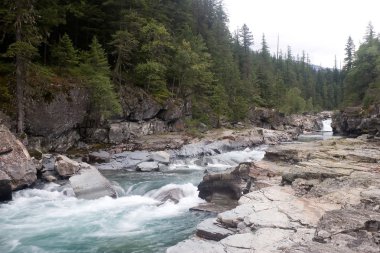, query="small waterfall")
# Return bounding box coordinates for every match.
[322,118,333,132]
